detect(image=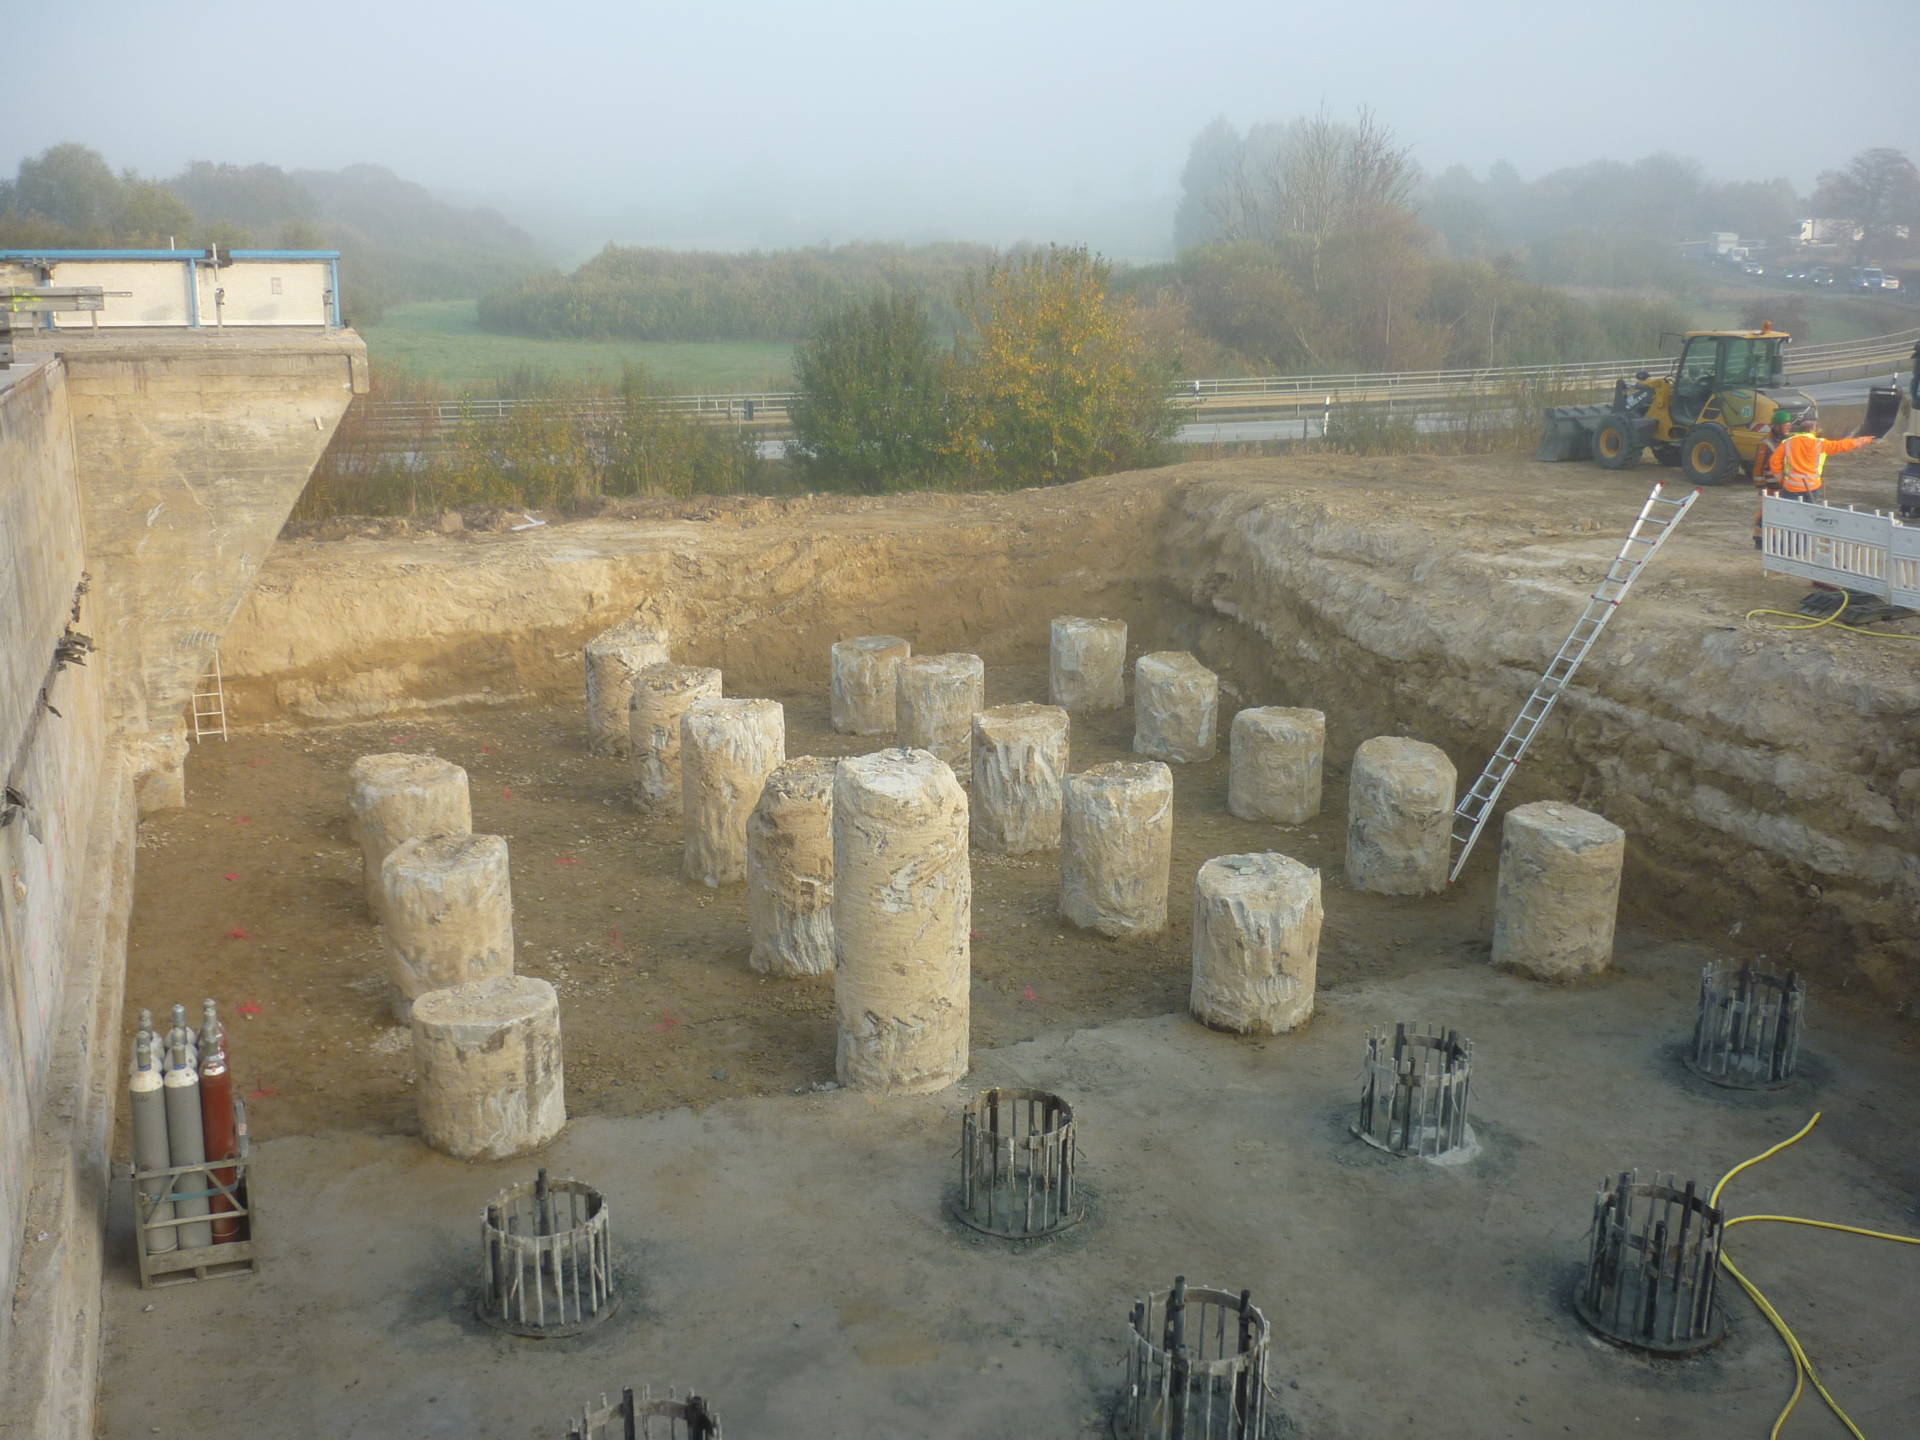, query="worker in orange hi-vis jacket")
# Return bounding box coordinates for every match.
[1766,418,1878,502]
